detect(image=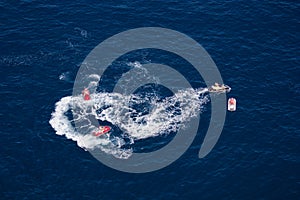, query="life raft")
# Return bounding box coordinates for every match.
[82,88,91,100]
[93,126,111,137]
[227,98,236,111]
